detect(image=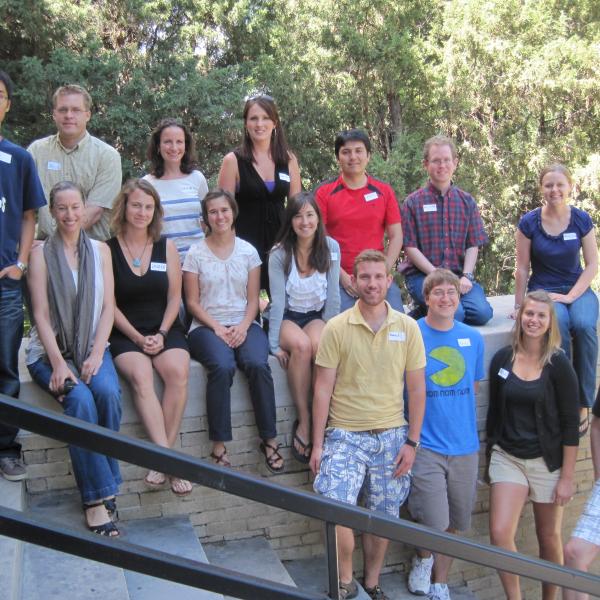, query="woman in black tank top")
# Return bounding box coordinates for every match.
[218,94,301,295]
